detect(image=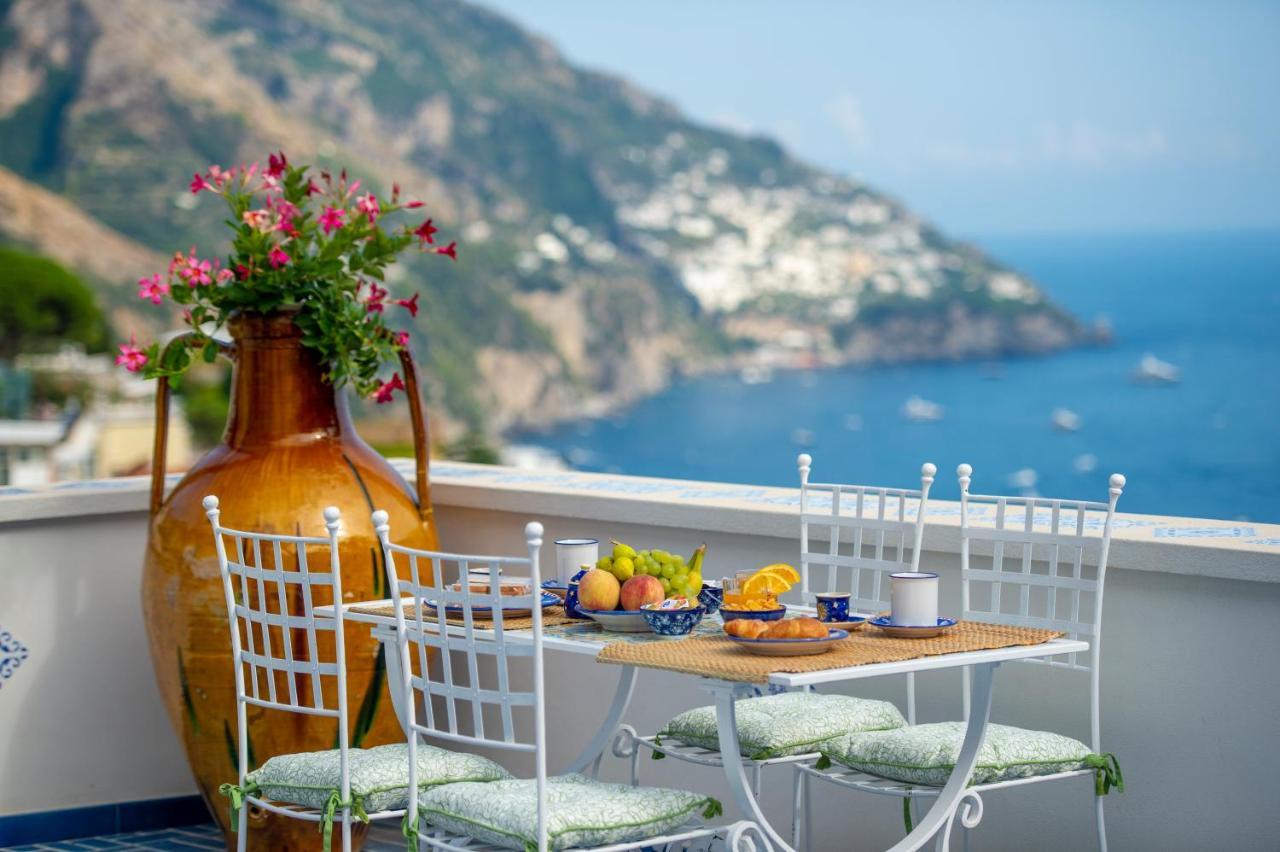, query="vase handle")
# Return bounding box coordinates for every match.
[149,335,236,517]
[397,347,433,523]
